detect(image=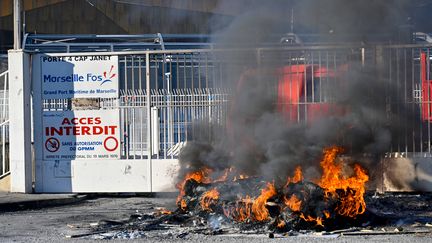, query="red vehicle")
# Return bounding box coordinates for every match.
[232,50,431,127]
[228,61,348,140]
[276,64,348,122]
